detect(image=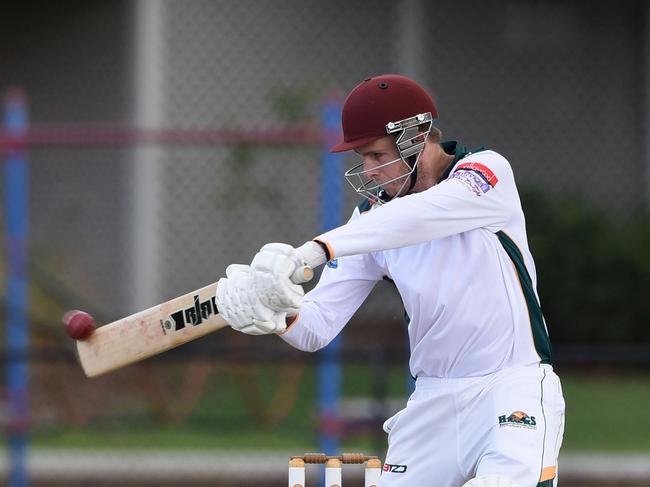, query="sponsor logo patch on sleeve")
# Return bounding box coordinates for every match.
[326,258,338,269]
[449,161,499,195]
